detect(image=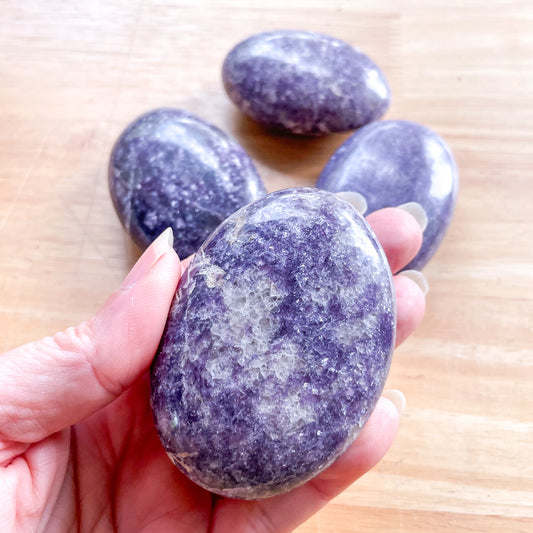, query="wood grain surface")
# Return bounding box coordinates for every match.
[1,1,532,531]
